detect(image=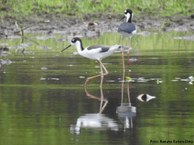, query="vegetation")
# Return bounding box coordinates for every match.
[1,0,194,18]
